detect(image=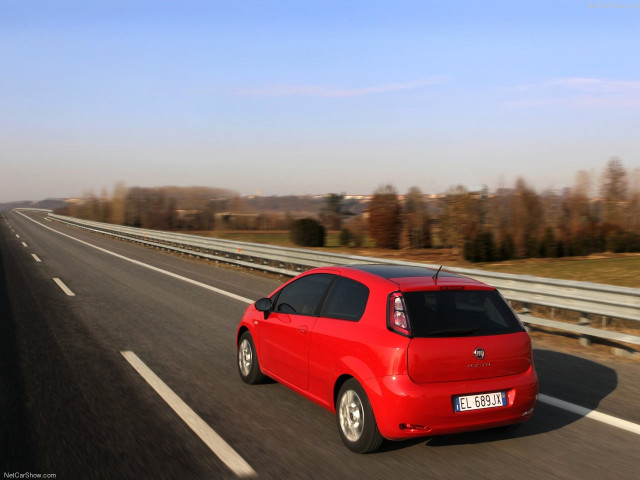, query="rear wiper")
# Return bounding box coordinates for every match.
[426,327,478,337]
